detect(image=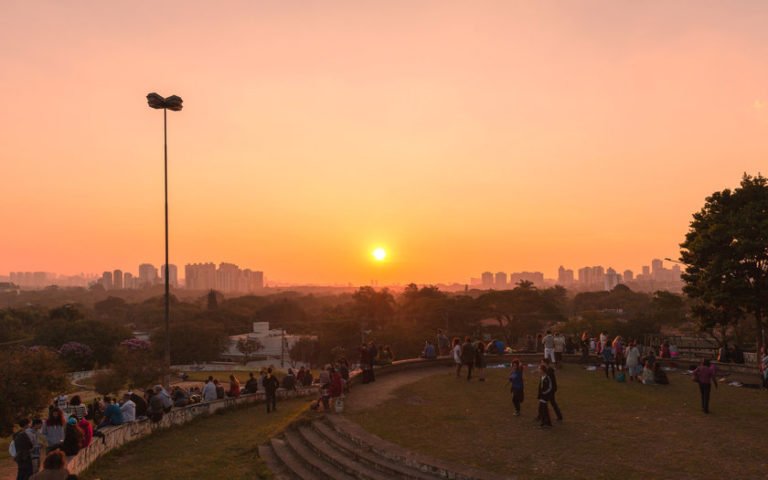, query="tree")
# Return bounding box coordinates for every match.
[289,336,318,366]
[112,340,167,390]
[680,174,768,354]
[0,347,68,436]
[236,337,264,363]
[92,369,126,395]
